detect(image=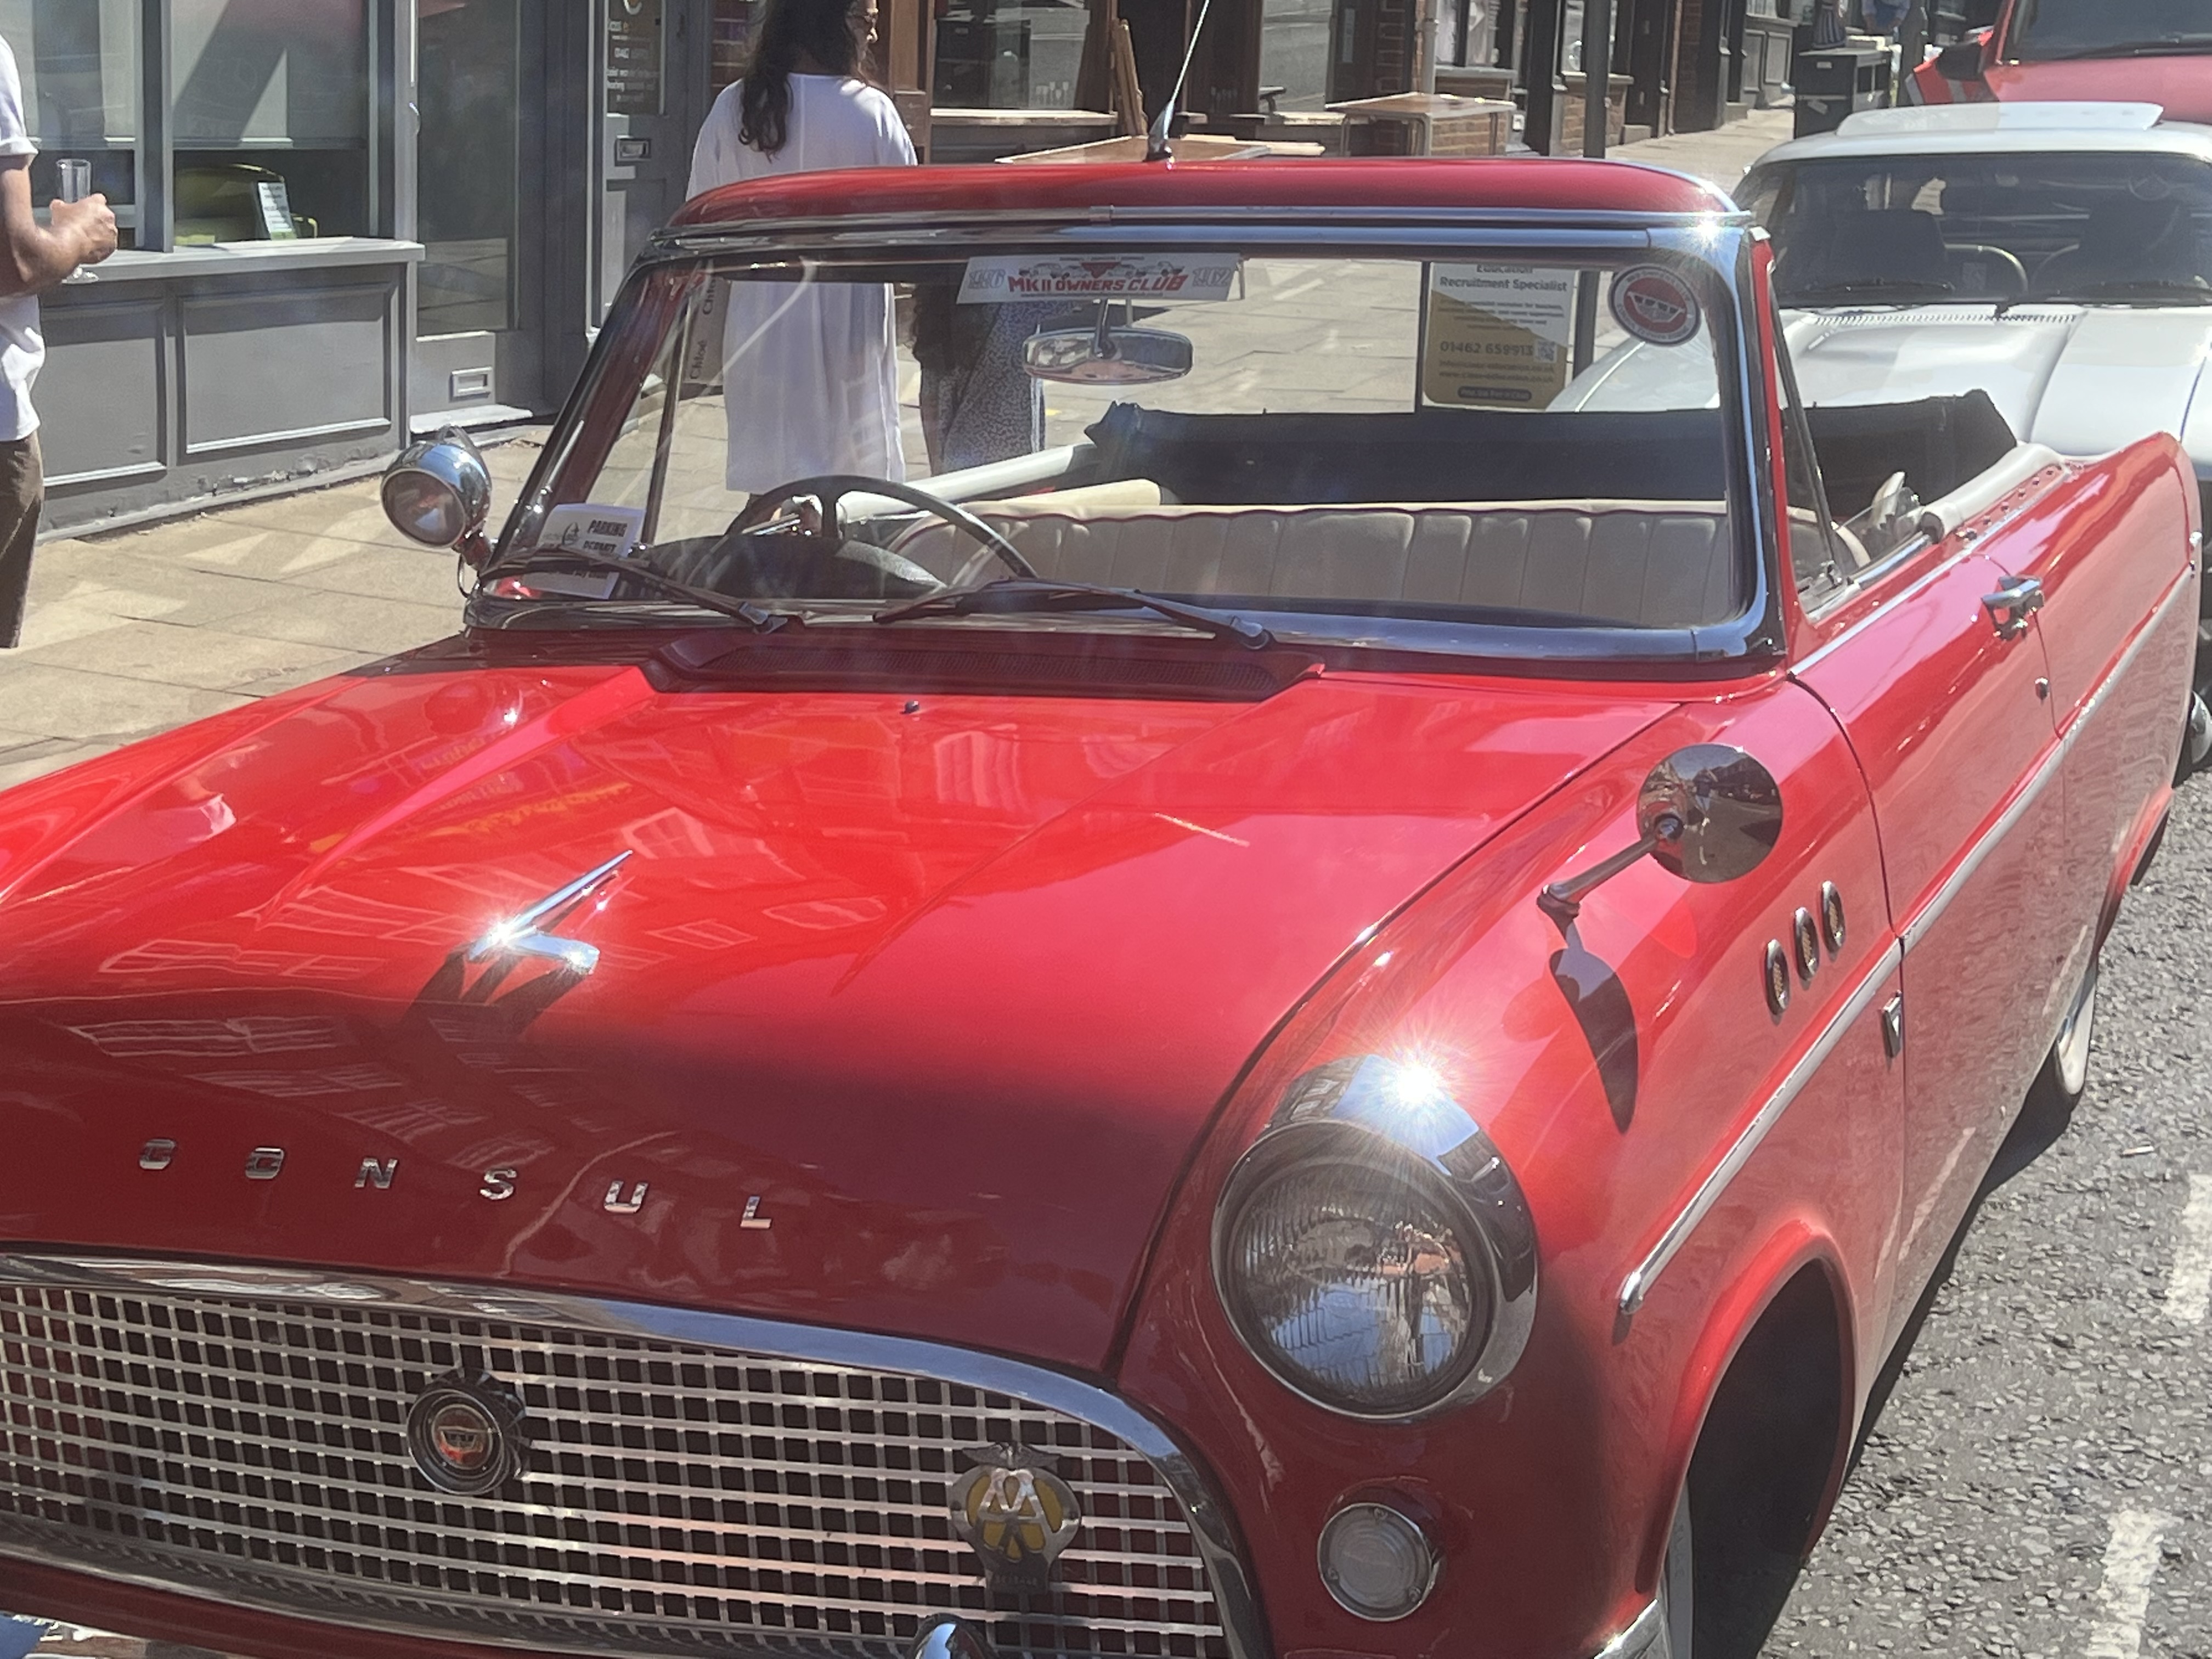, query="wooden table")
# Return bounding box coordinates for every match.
[1324,94,1516,157]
